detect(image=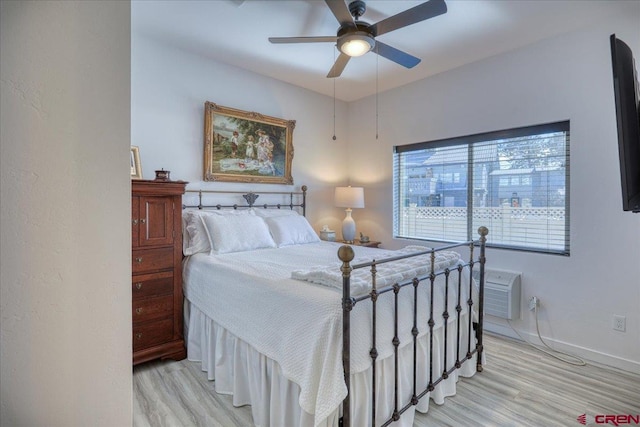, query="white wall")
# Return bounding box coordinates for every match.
[131,35,351,233]
[0,2,132,426]
[347,12,640,371]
